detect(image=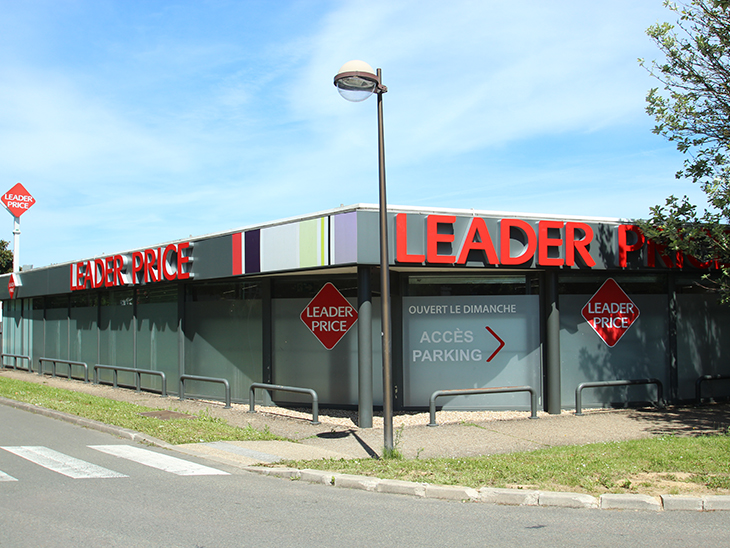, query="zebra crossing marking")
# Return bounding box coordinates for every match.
[0,470,18,482]
[89,445,230,476]
[0,446,128,479]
